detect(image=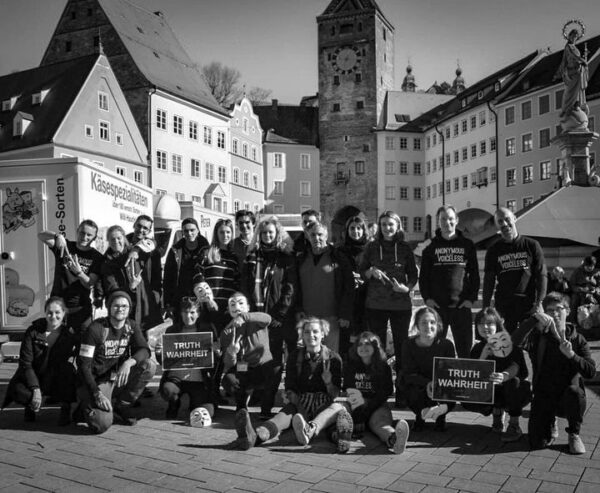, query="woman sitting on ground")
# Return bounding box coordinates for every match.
[233,317,342,450]
[402,307,456,432]
[2,297,78,425]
